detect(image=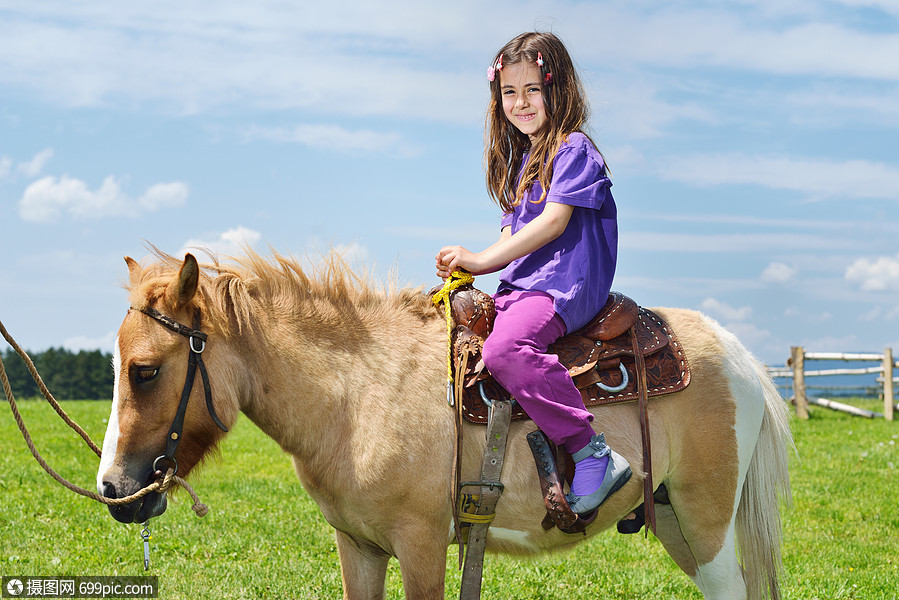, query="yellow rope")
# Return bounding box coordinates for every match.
[431,270,475,386]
